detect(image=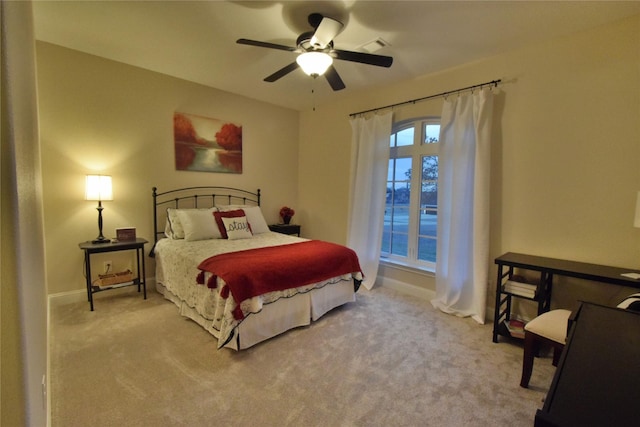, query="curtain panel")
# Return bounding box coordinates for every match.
[347,112,392,290]
[431,89,494,324]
